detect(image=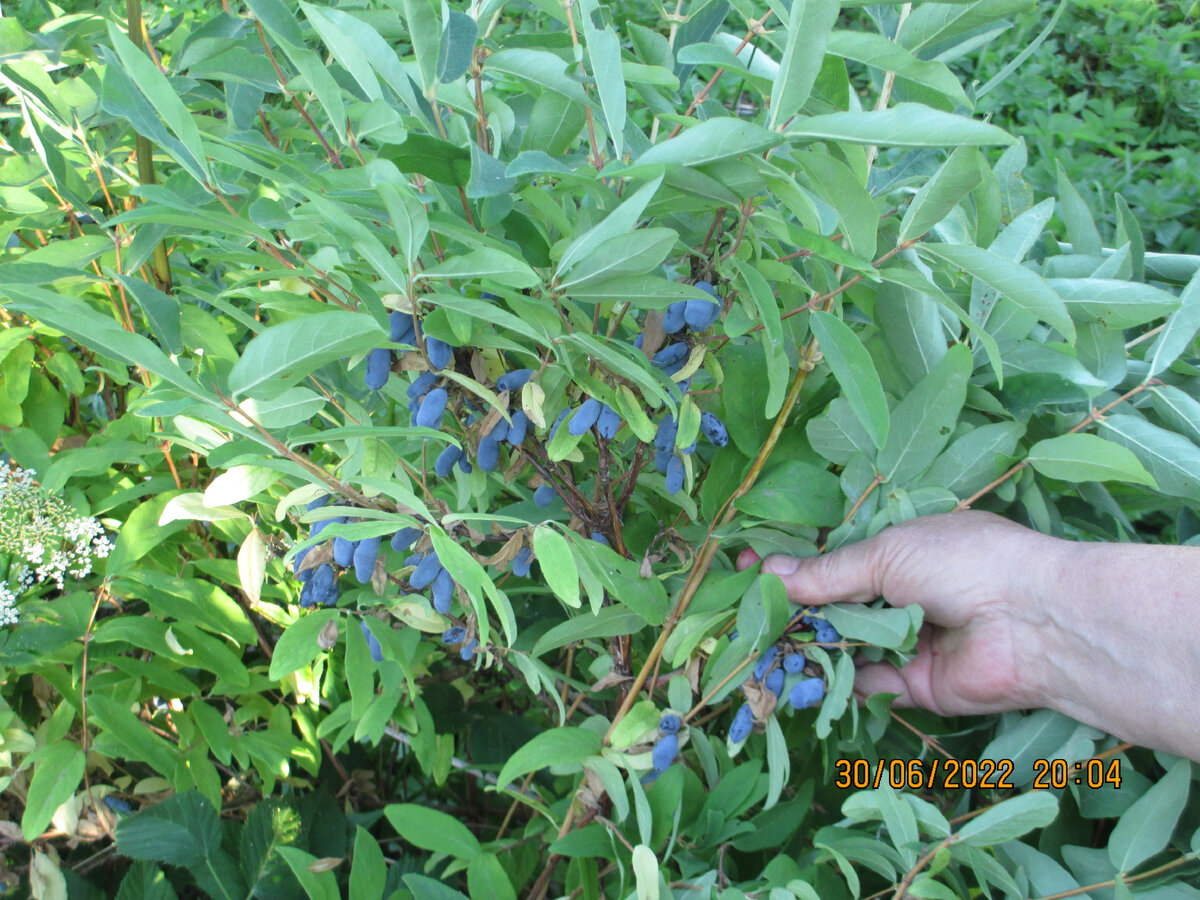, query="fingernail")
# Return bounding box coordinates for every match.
[762,555,800,575]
